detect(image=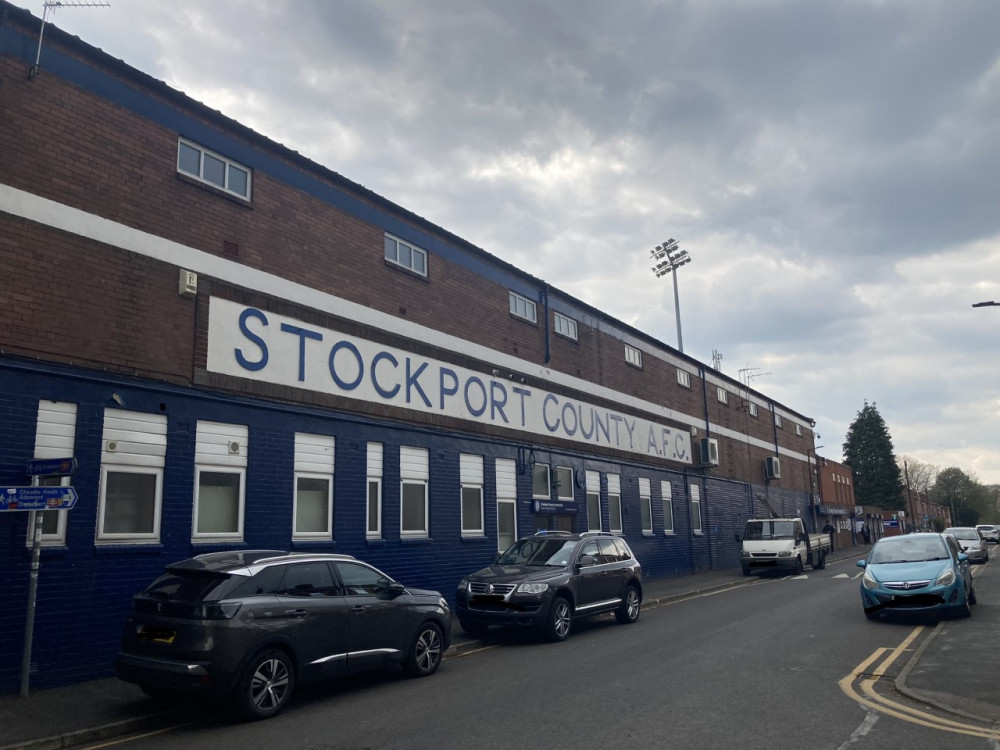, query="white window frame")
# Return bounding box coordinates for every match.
[97,409,167,544]
[384,232,428,277]
[775,414,783,428]
[293,433,334,540]
[496,458,518,553]
[638,477,653,534]
[400,446,429,538]
[717,387,729,404]
[690,484,703,535]
[624,344,642,368]
[192,421,247,542]
[28,401,77,547]
[608,474,622,533]
[661,480,675,535]
[367,442,383,539]
[553,311,578,340]
[460,454,485,536]
[177,137,251,199]
[796,423,803,436]
[555,466,574,500]
[749,402,759,417]
[509,291,537,323]
[586,470,602,532]
[532,462,551,499]
[677,369,691,388]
